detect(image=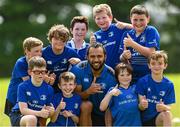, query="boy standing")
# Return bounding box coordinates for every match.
[67,16,89,61]
[90,4,132,69]
[9,56,54,126]
[120,5,160,83]
[5,37,43,116]
[136,51,175,126]
[100,63,141,126]
[42,24,81,92]
[48,72,81,126]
